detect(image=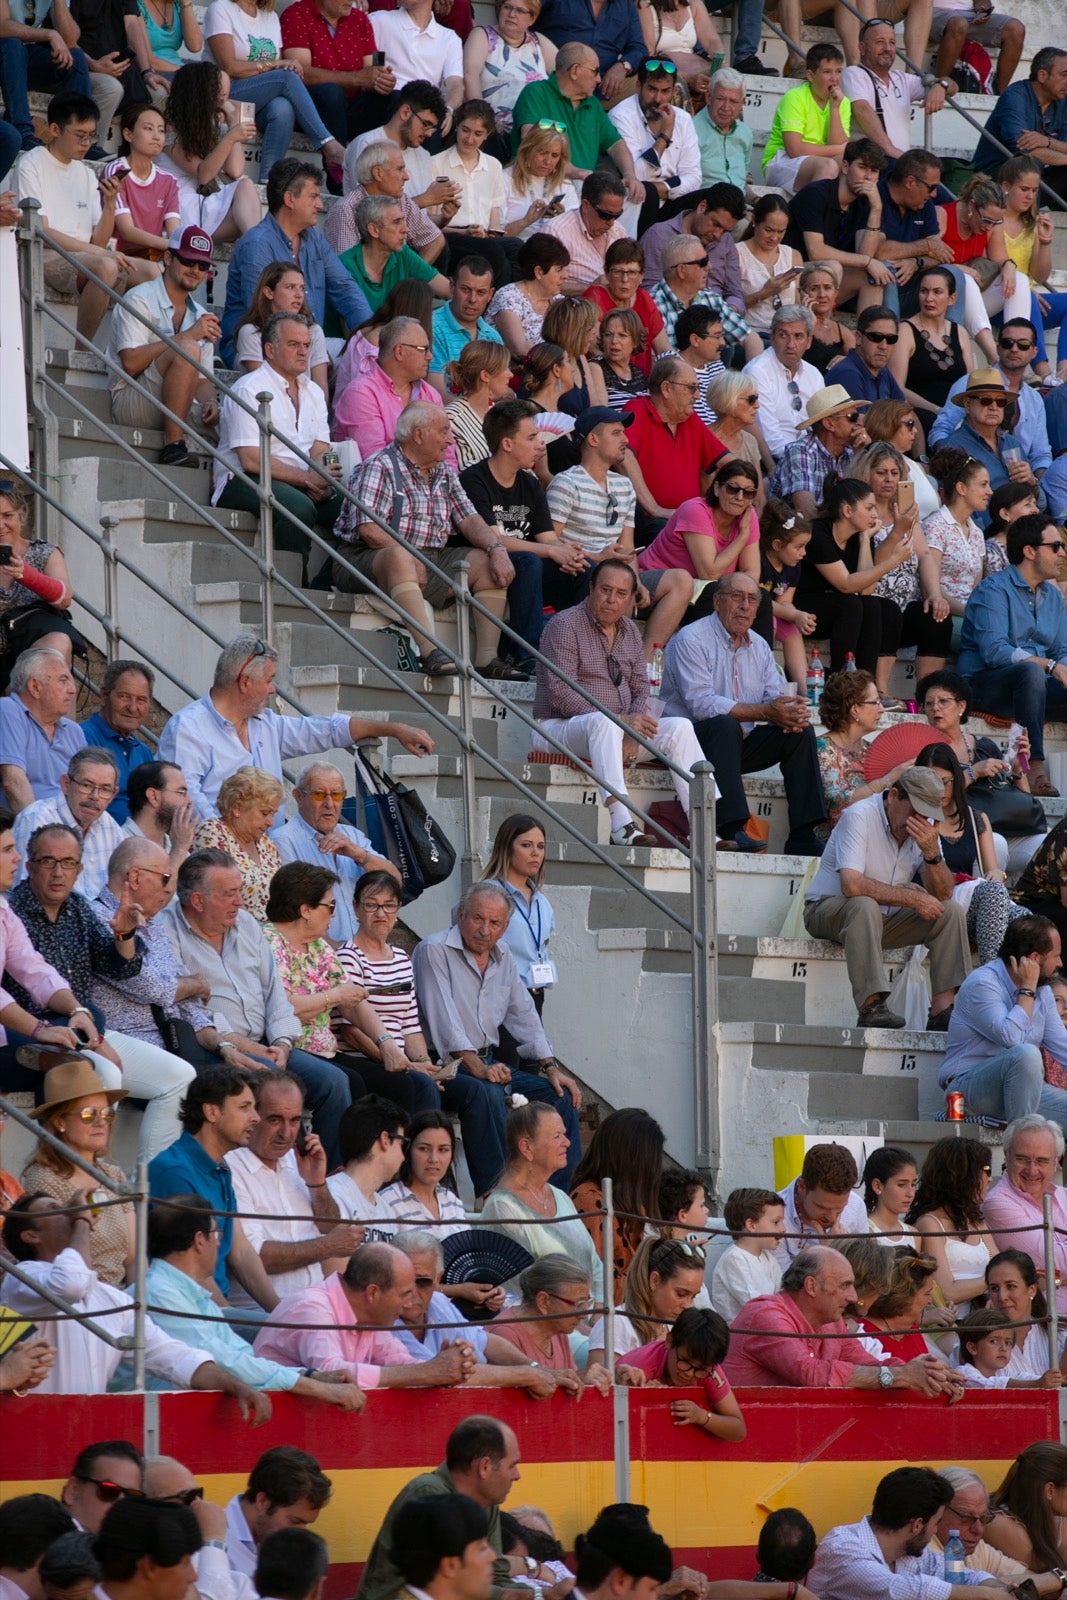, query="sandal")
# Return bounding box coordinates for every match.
[880,696,906,712]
